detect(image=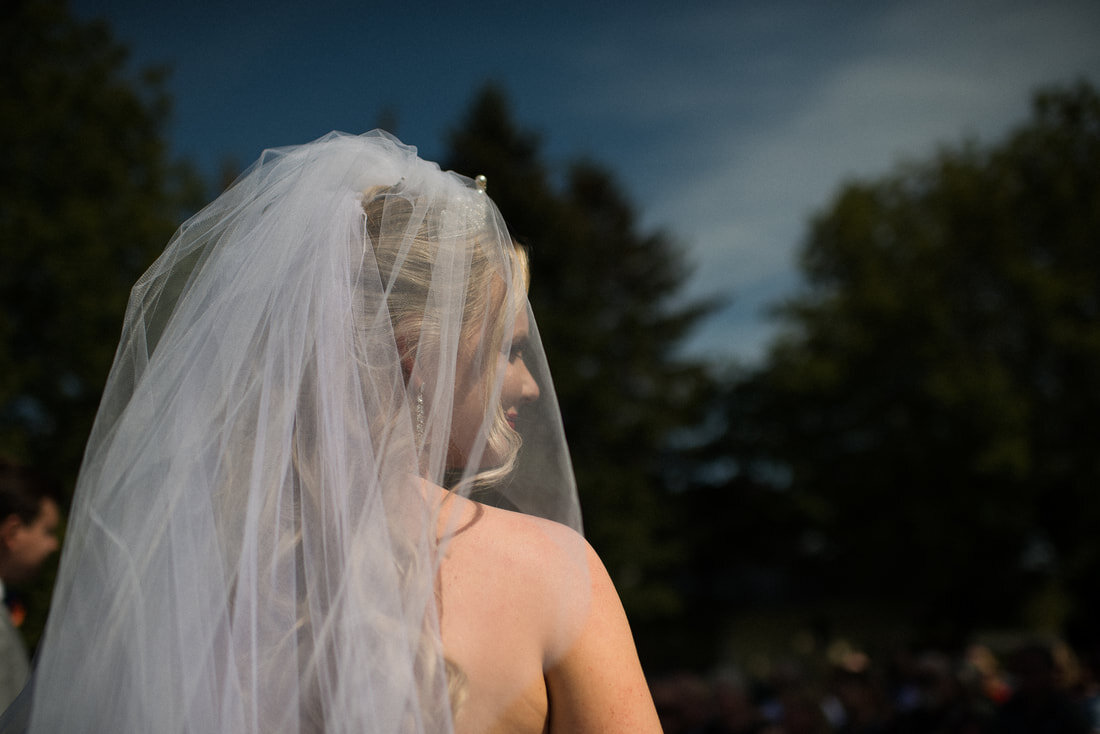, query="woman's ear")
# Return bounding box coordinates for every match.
[0,514,23,550]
